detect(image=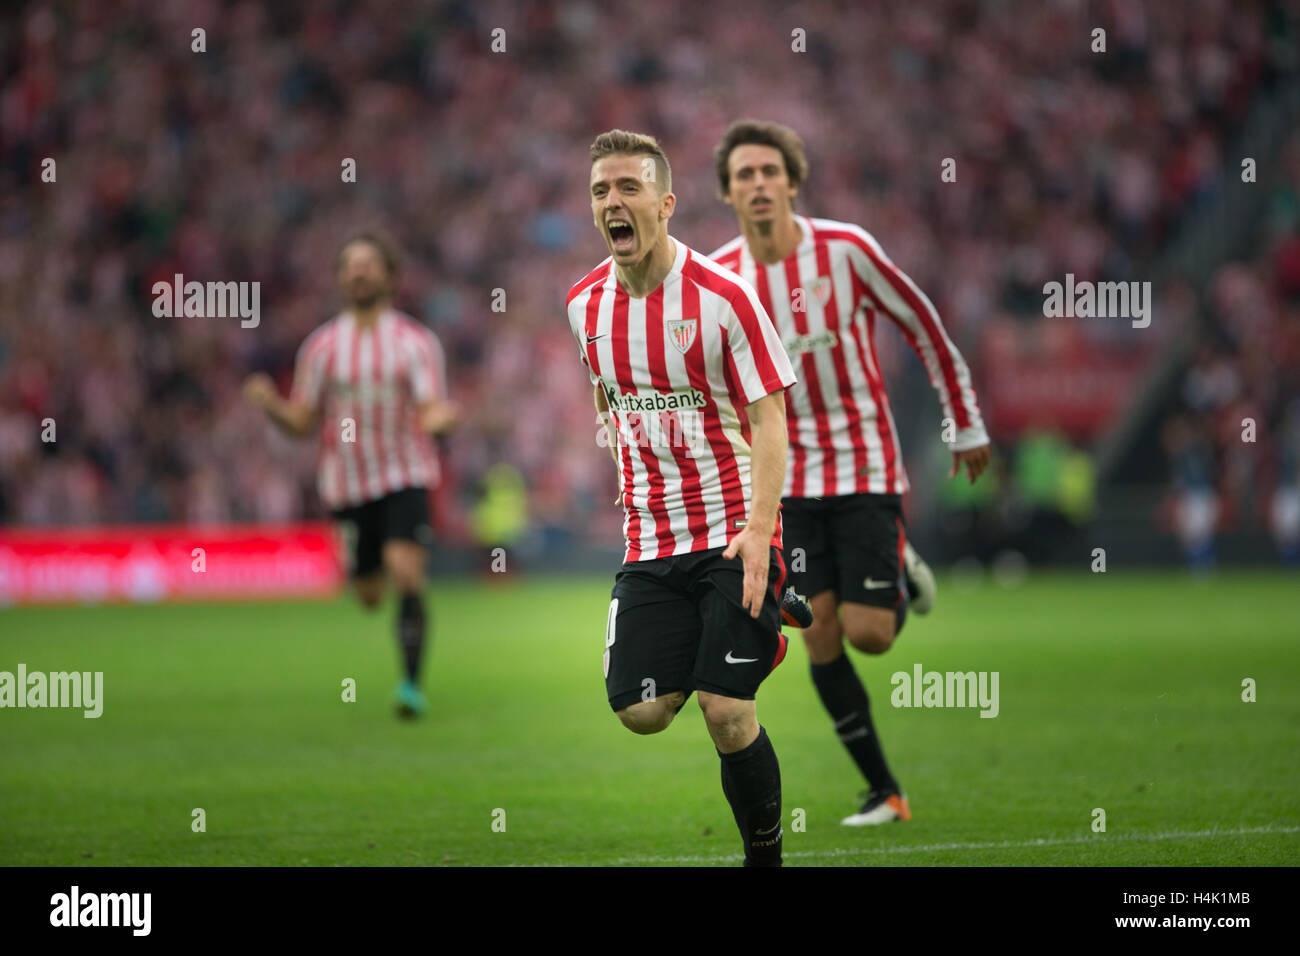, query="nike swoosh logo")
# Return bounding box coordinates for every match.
[585,333,609,344]
[862,578,893,590]
[755,823,781,836]
[724,651,759,664]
